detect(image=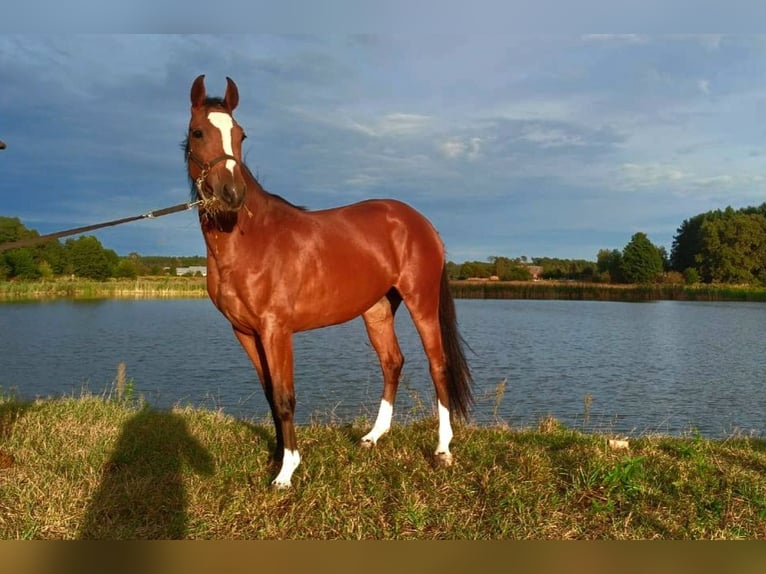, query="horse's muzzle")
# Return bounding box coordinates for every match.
[189,151,247,212]
[214,179,246,211]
